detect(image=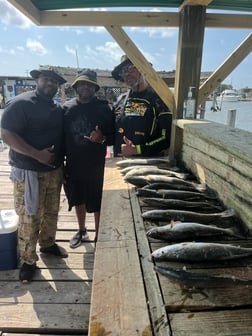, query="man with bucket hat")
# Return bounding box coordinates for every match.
[63,69,114,247]
[0,67,68,283]
[112,55,172,157]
